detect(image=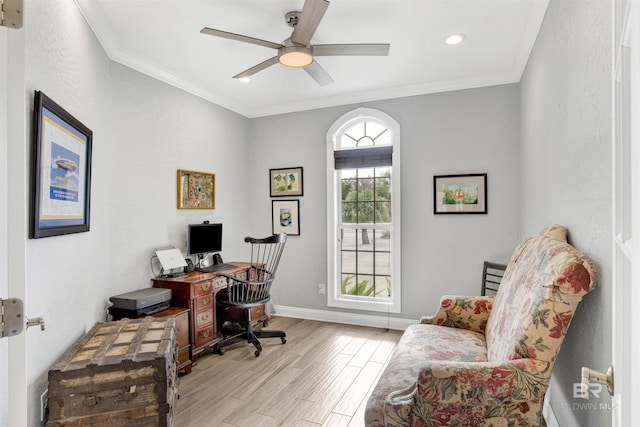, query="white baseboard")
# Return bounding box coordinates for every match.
[275,304,560,427]
[272,304,416,331]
